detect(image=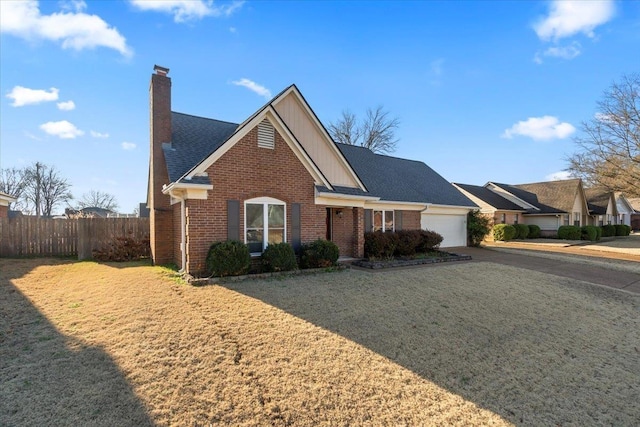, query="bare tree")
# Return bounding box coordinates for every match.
[0,167,27,210]
[77,190,119,211]
[328,106,400,154]
[567,73,640,197]
[22,162,73,216]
